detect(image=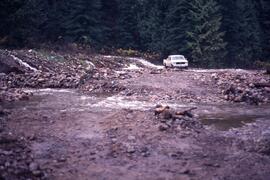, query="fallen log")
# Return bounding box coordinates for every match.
[154,105,170,115]
[175,107,197,118]
[254,83,270,88]
[155,105,197,119]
